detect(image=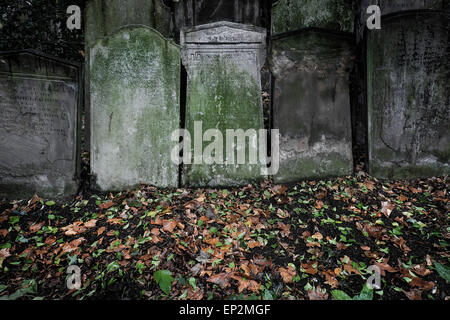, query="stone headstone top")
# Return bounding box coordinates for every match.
[182,21,267,44]
[181,21,267,74]
[85,0,173,47]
